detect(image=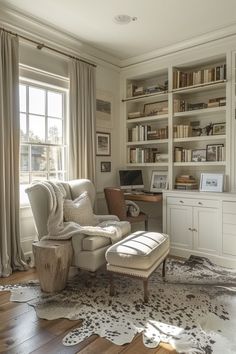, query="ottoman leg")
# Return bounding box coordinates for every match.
[162,258,166,278]
[143,279,149,303]
[109,273,115,296]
